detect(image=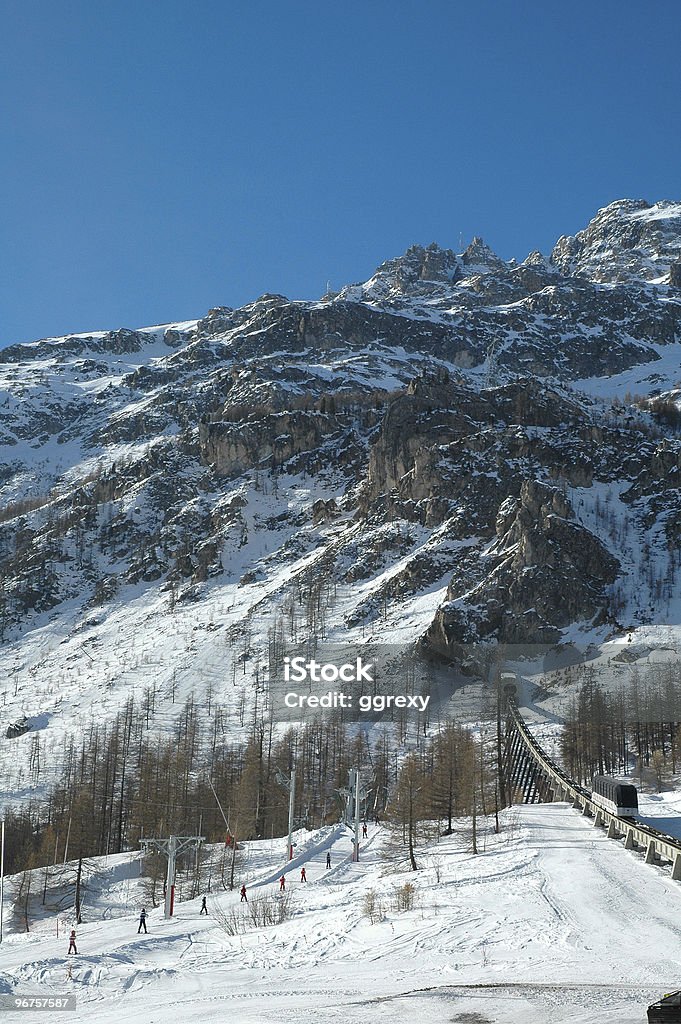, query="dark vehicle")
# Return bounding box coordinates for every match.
[500,672,517,698]
[591,774,638,817]
[648,990,681,1022]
